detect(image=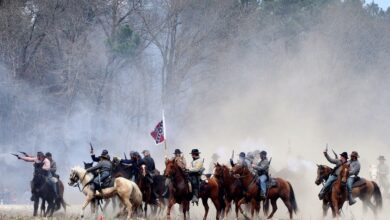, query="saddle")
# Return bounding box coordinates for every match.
[268,178,278,188]
[352,177,366,188]
[95,177,114,190]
